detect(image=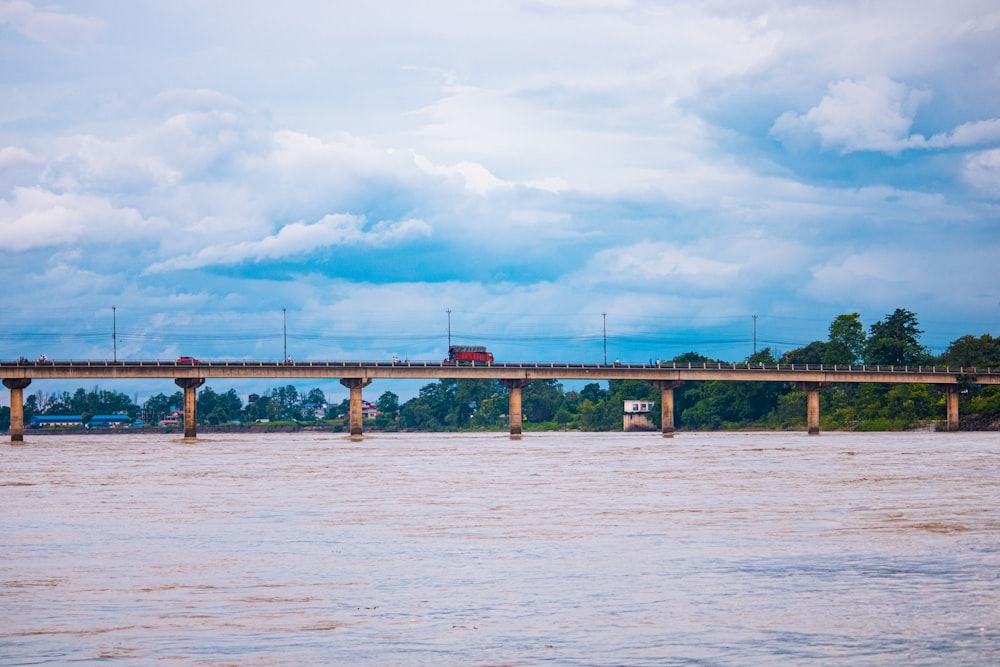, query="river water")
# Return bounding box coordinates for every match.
[1,430,998,665]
